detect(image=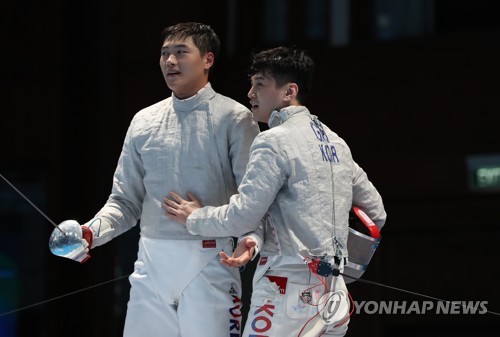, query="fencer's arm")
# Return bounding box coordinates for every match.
[82,118,146,248]
[237,218,265,260]
[81,217,115,248]
[185,138,285,237]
